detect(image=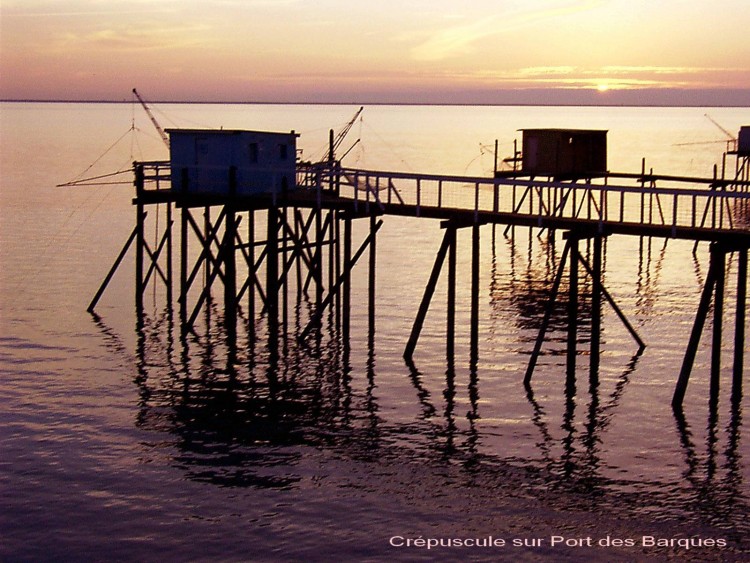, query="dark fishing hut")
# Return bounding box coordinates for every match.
[520,128,607,180]
[738,126,750,156]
